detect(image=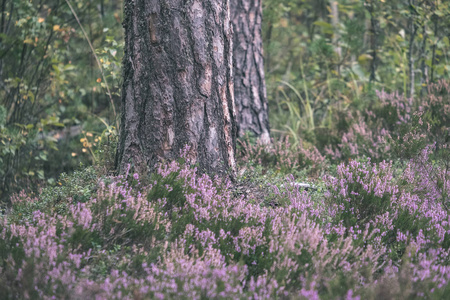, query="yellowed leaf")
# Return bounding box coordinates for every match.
[279,18,288,28]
